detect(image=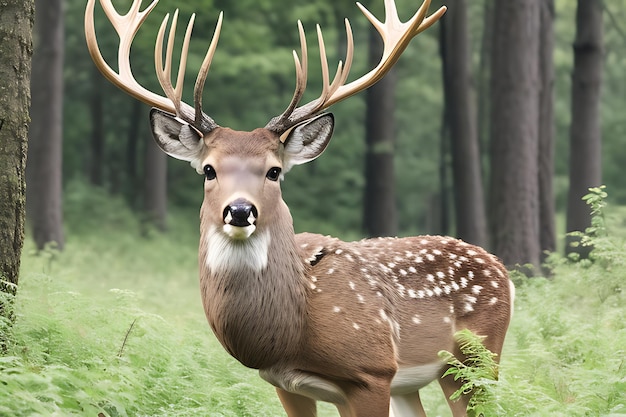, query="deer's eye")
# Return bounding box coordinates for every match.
[204,164,217,181]
[266,167,281,181]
